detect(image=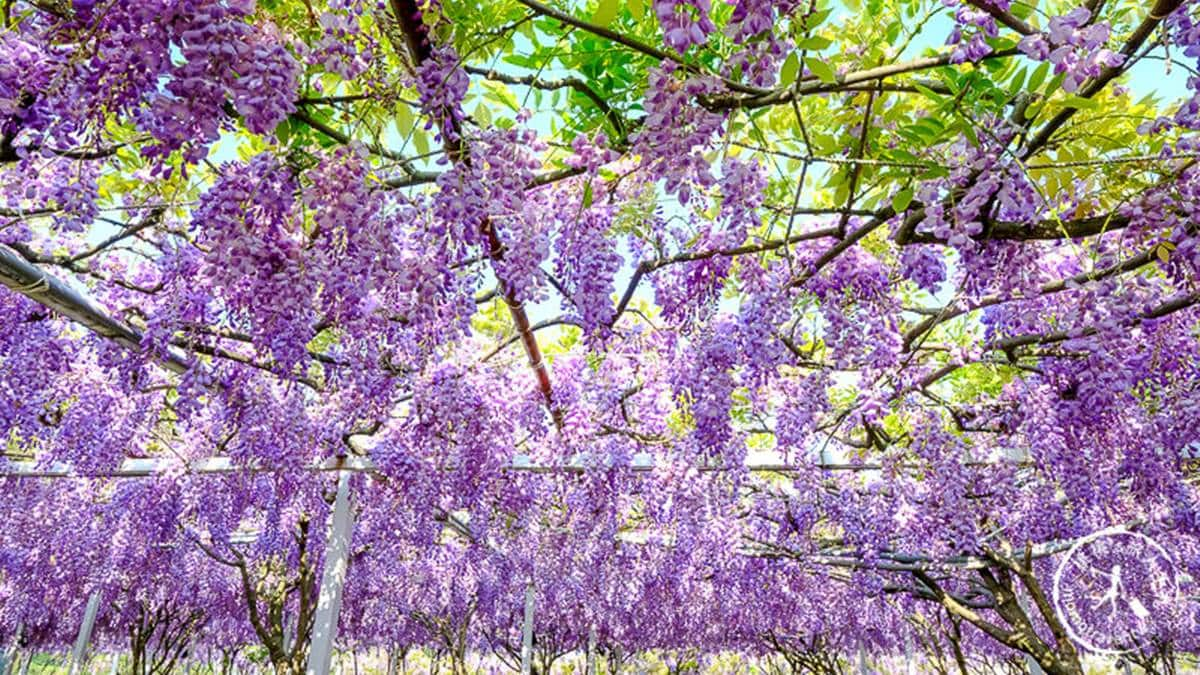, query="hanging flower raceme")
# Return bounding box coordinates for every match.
[1018,7,1123,92]
[555,200,622,343]
[313,5,373,80]
[141,0,300,164]
[183,153,317,371]
[415,44,469,142]
[654,0,718,53]
[633,65,725,204]
[0,33,55,138]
